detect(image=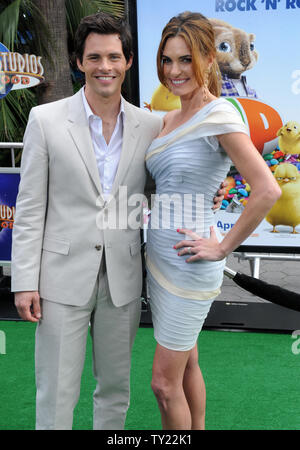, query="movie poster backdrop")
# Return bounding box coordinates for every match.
[0,42,44,262]
[135,0,300,252]
[0,169,20,263]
